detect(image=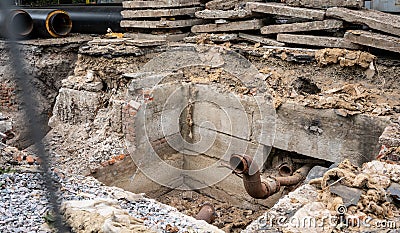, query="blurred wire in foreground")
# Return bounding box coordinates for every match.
[0,2,69,232]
